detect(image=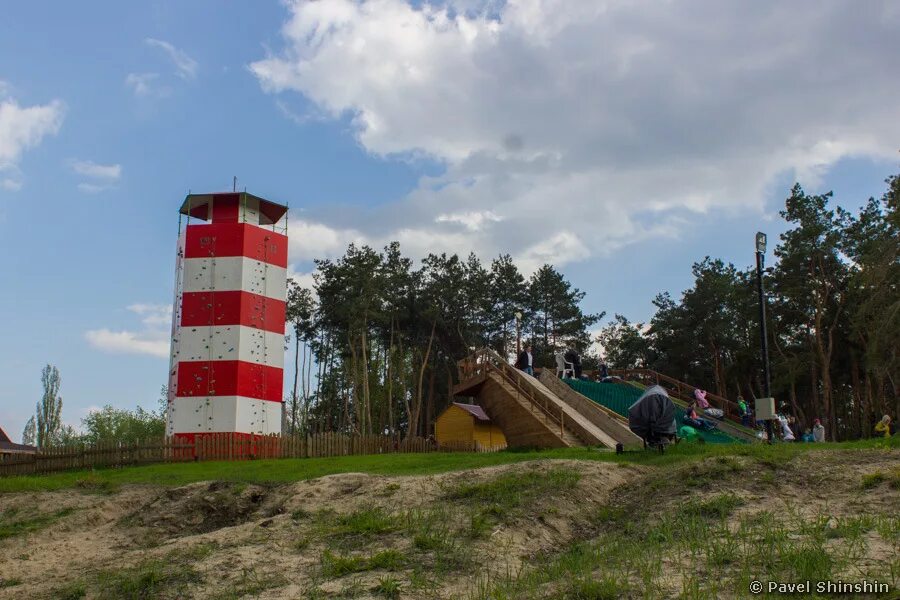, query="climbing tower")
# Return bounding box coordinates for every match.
[166,192,288,446]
